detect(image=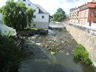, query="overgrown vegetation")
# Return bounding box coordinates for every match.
[74,44,92,65]
[0,29,24,72]
[0,35,23,72]
[0,30,15,37]
[26,8,34,27]
[24,27,38,31]
[0,0,34,31]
